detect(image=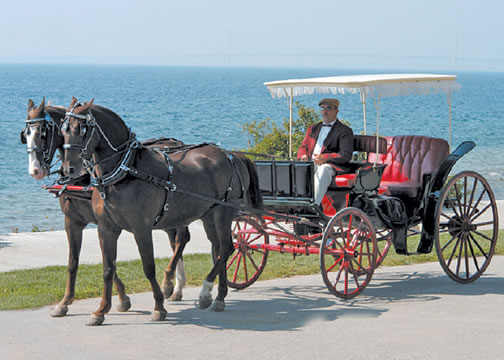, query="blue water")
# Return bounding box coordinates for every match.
[1,64,503,234]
